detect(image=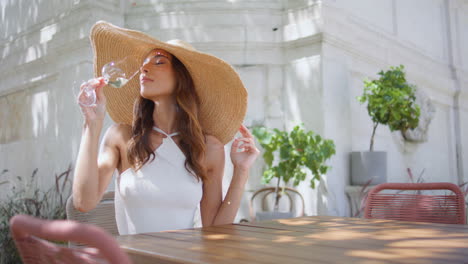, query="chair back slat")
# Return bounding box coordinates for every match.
[364,183,466,225]
[249,187,305,221]
[66,191,118,247]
